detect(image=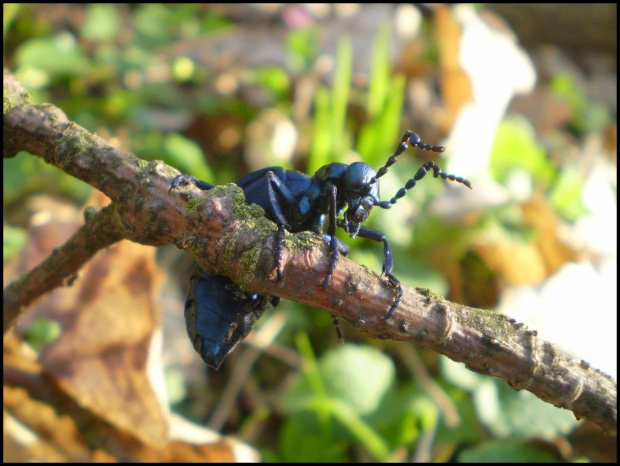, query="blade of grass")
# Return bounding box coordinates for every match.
[309,86,331,173]
[330,36,352,162]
